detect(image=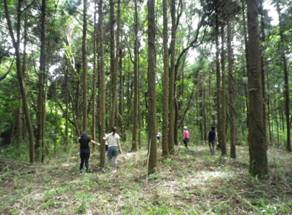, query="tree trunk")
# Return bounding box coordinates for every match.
[147,0,157,175]
[168,0,176,153]
[276,1,291,152]
[132,0,139,152]
[215,12,221,154]
[246,0,268,177]
[91,0,98,151]
[220,26,227,156]
[98,0,106,168]
[36,0,47,162]
[110,0,117,128]
[82,0,88,132]
[227,21,237,159]
[162,0,169,156]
